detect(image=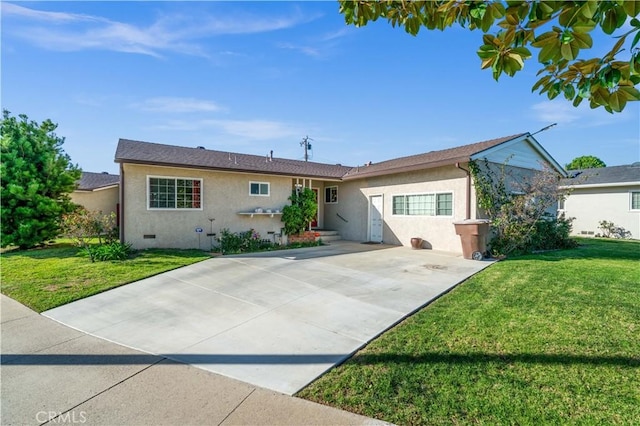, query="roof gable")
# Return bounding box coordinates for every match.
[470,134,566,176]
